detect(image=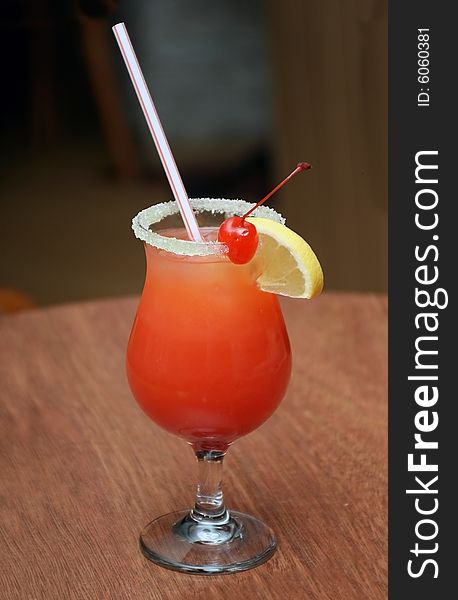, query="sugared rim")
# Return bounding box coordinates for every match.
[132,198,285,256]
